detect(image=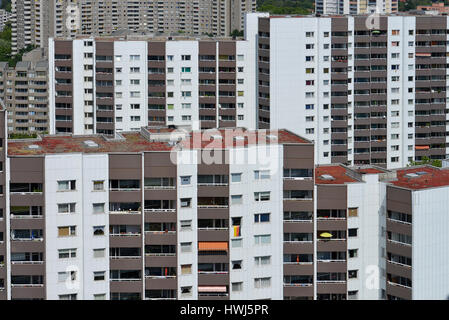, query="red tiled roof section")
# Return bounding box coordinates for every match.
[8,133,174,156]
[315,165,360,184]
[8,129,310,156]
[391,166,449,190]
[180,129,309,149]
[357,168,385,174]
